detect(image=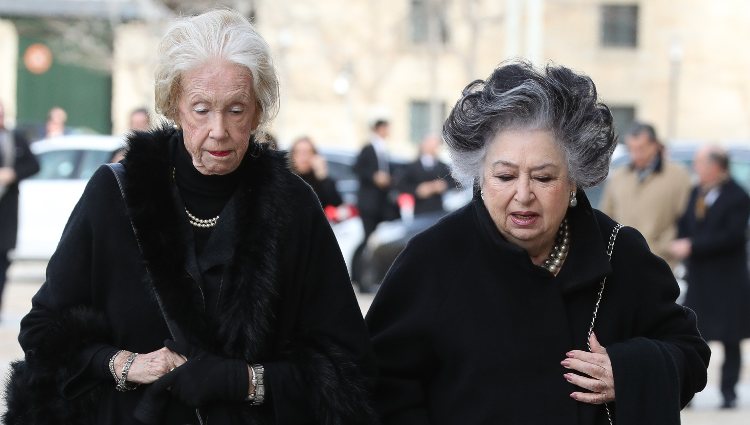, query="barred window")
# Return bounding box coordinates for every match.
[600,5,638,47]
[410,0,449,44]
[610,105,636,139]
[410,100,446,143]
